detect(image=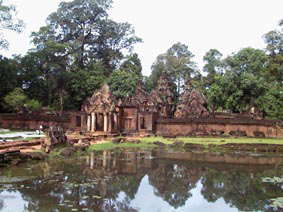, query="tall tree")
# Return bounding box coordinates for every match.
[26,0,141,110]
[203,49,223,75]
[206,48,268,113]
[225,48,268,76]
[150,42,197,95]
[120,53,142,76]
[0,56,21,112]
[109,53,142,98]
[263,20,283,83]
[202,49,223,88]
[31,0,141,73]
[0,0,24,49]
